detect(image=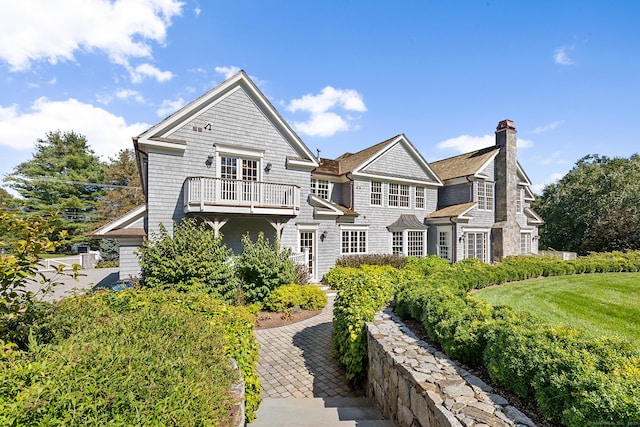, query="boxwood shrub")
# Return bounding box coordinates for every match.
[263,284,328,312]
[334,251,640,426]
[1,288,262,424]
